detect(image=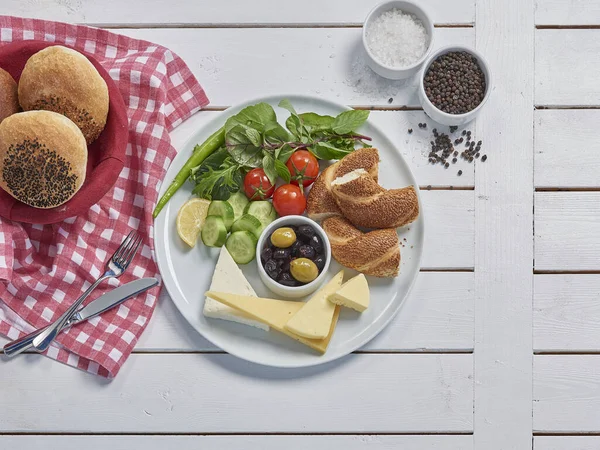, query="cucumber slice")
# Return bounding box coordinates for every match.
[201,216,228,247]
[244,201,277,228]
[231,214,263,239]
[207,200,235,231]
[226,231,258,264]
[227,192,250,222]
